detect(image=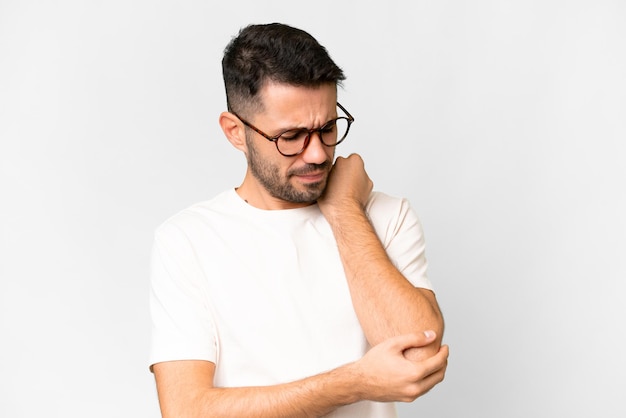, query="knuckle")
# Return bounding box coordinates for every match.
[402,385,422,402]
[412,364,426,378]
